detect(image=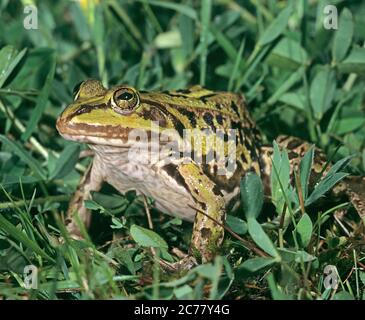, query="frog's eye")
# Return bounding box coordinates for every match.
[111,87,139,115]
